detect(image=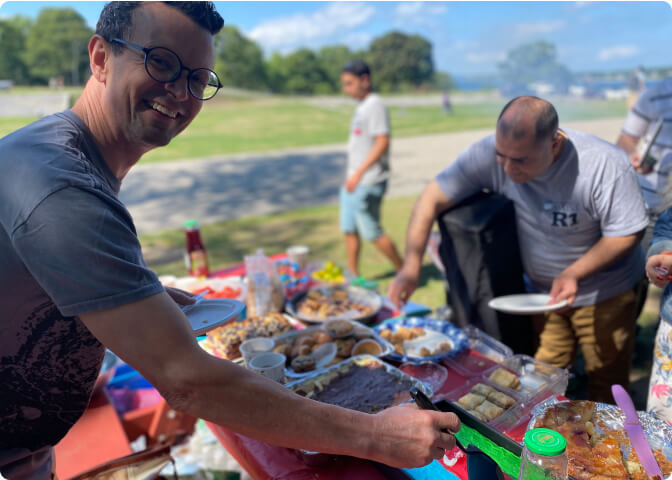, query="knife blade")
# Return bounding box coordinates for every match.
[612,384,663,479]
